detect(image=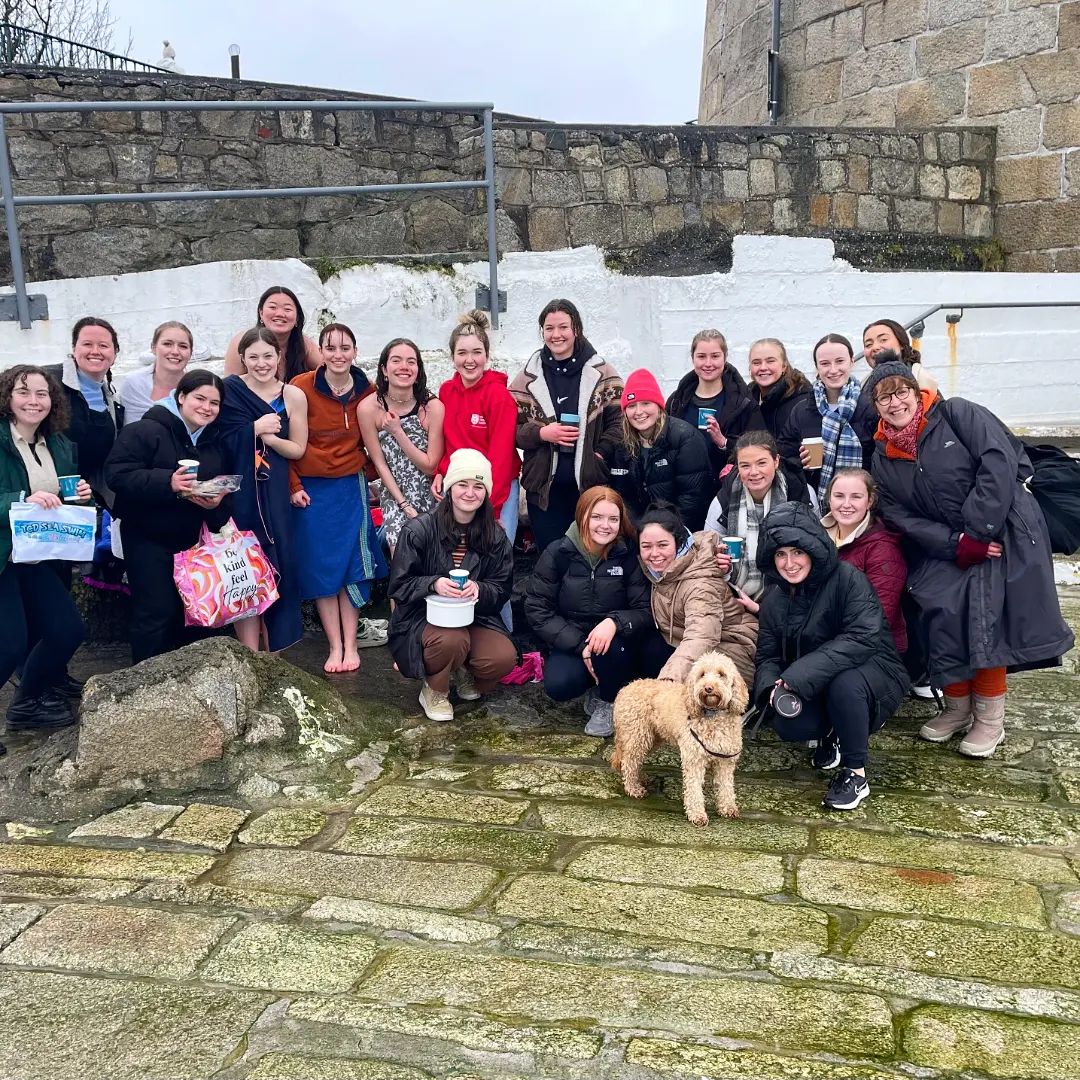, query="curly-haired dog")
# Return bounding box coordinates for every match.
[611,651,748,825]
